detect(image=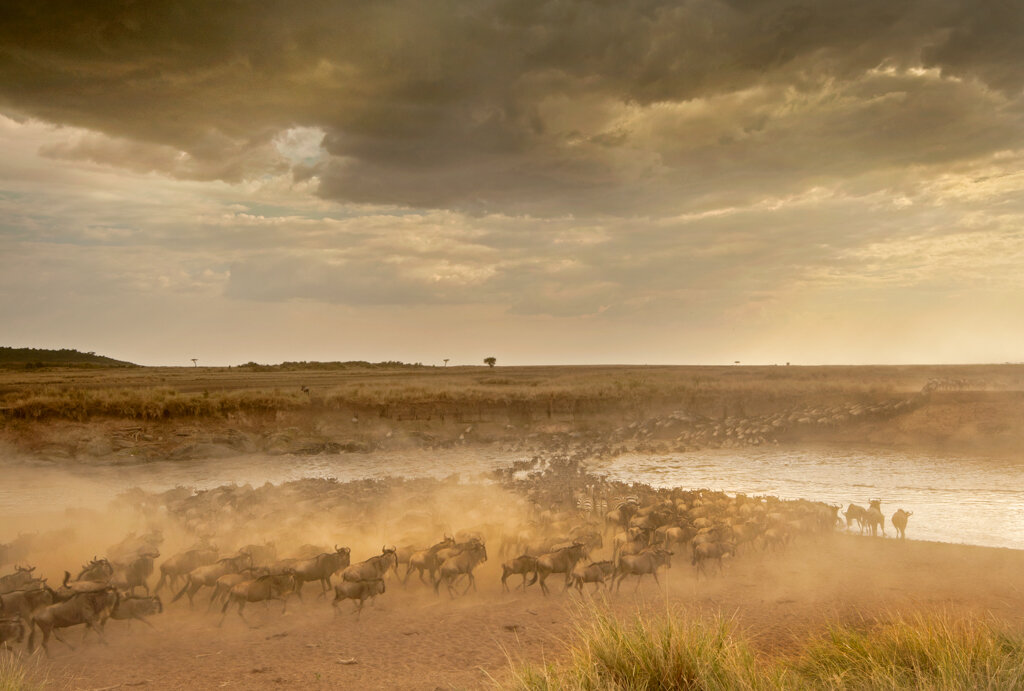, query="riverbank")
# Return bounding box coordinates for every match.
[2,364,1023,462]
